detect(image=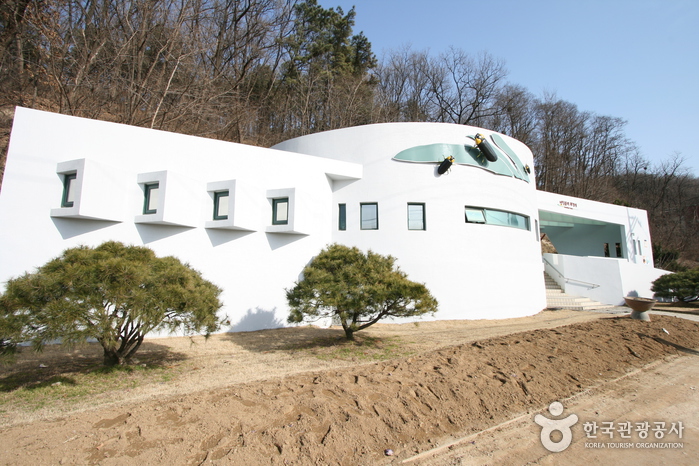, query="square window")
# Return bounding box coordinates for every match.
[338,203,346,231]
[143,183,159,214]
[465,207,486,224]
[61,173,77,208]
[408,203,426,230]
[360,203,378,230]
[213,191,229,220]
[273,197,289,225]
